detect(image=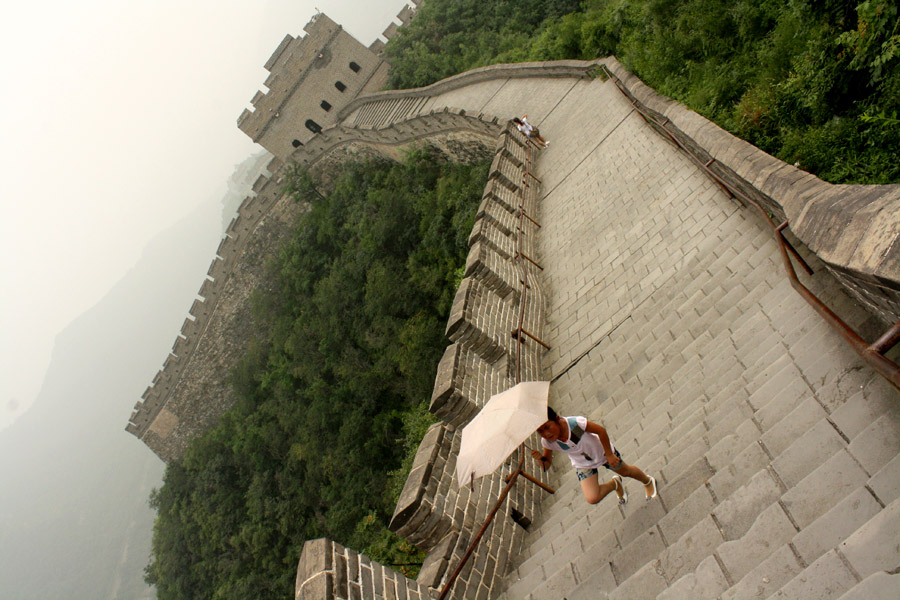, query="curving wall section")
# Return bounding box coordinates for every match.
[295,121,554,600]
[124,51,899,597]
[127,108,505,463]
[292,58,900,600]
